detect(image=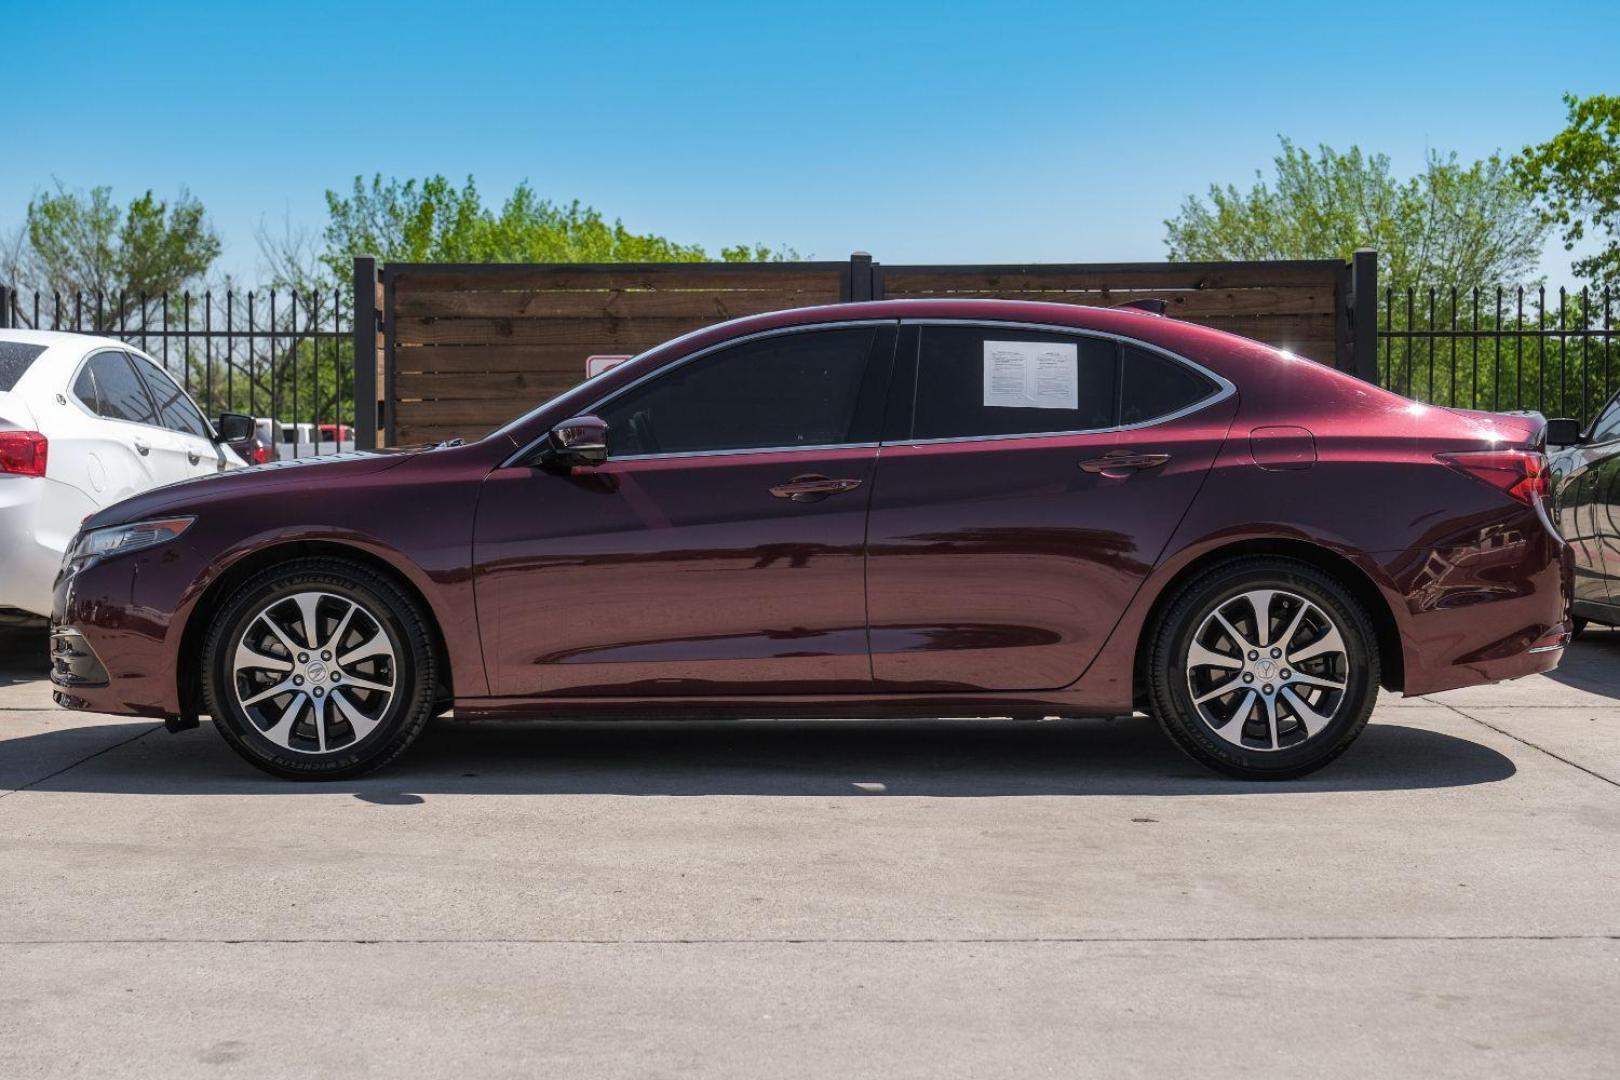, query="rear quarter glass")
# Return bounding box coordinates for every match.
[0,342,47,391]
